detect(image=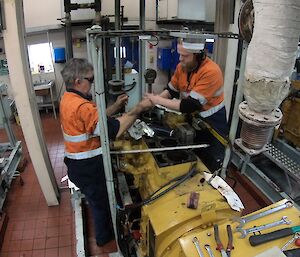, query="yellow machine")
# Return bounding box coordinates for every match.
[113,114,239,257]
[280,80,300,147]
